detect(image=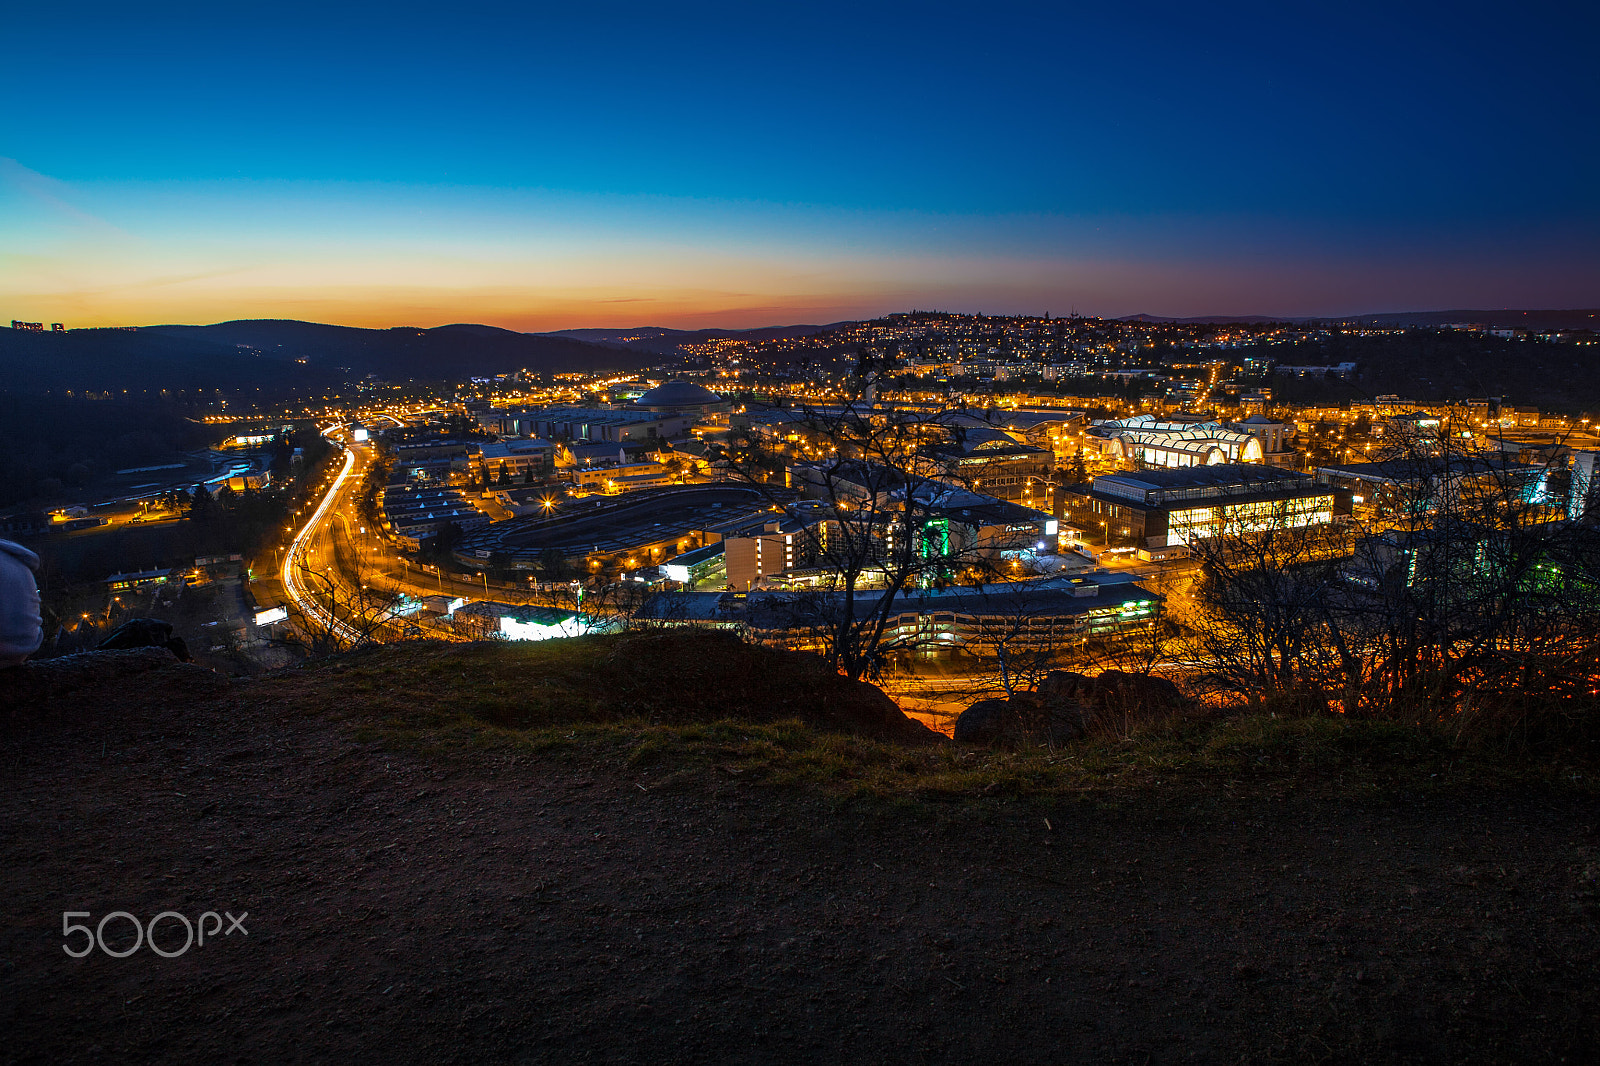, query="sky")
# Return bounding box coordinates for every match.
[2,0,1596,331]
